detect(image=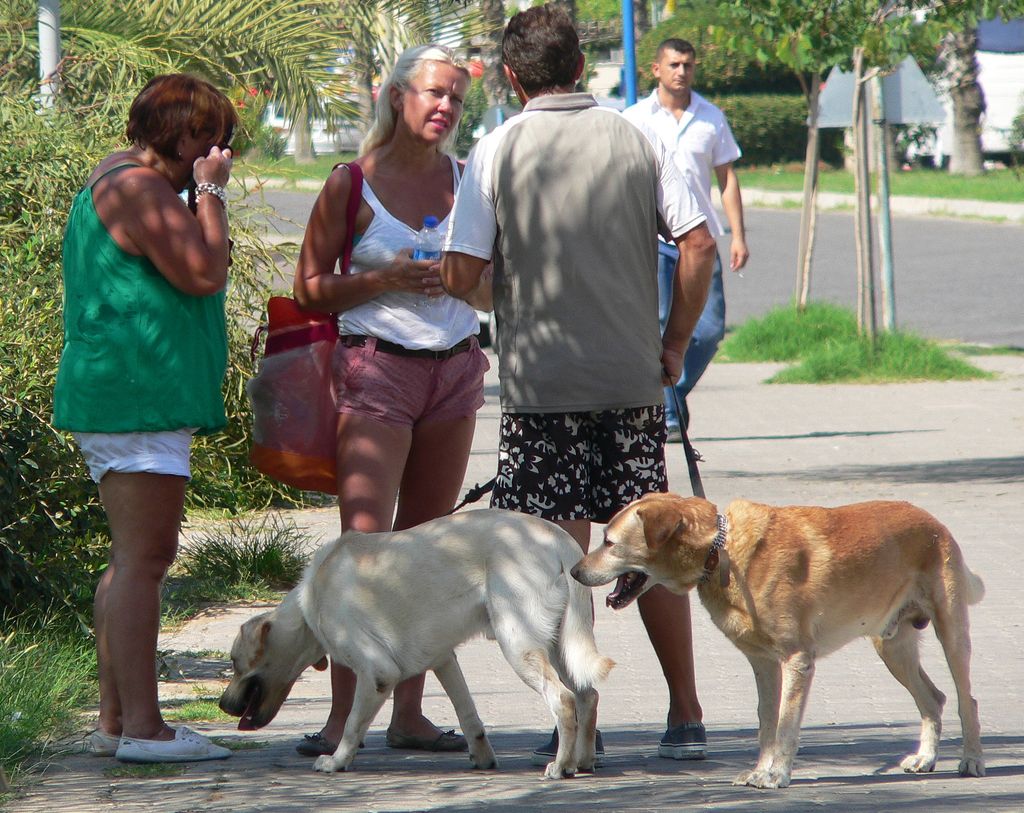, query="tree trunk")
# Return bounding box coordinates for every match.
[796,72,821,310]
[347,21,375,138]
[942,28,986,176]
[553,0,577,22]
[480,0,507,106]
[633,0,649,34]
[851,48,876,340]
[291,101,314,164]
